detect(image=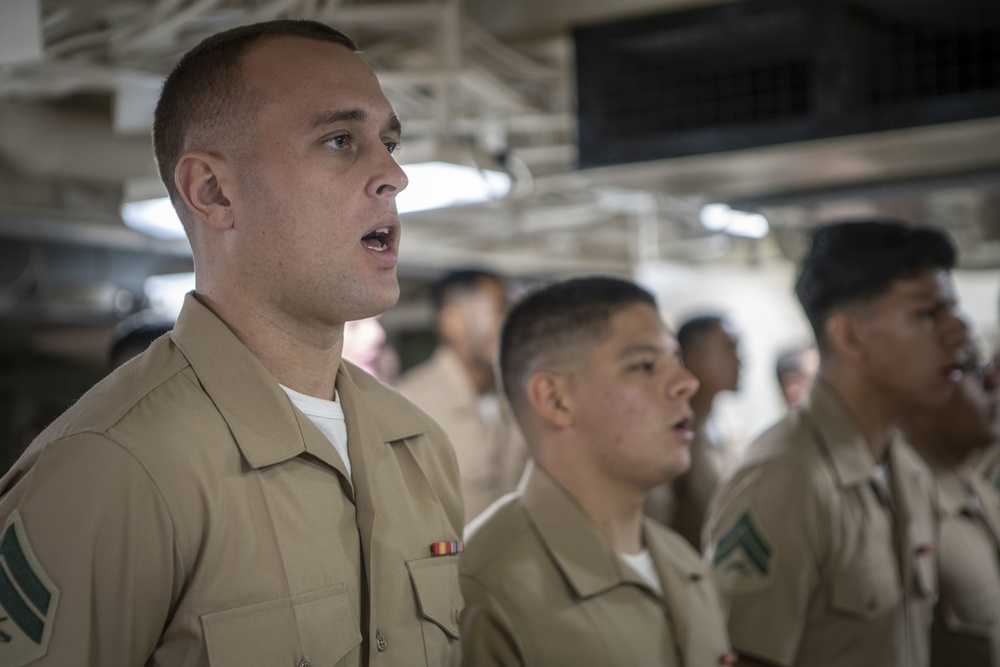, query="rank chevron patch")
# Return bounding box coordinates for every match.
[0,511,59,666]
[711,510,775,594]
